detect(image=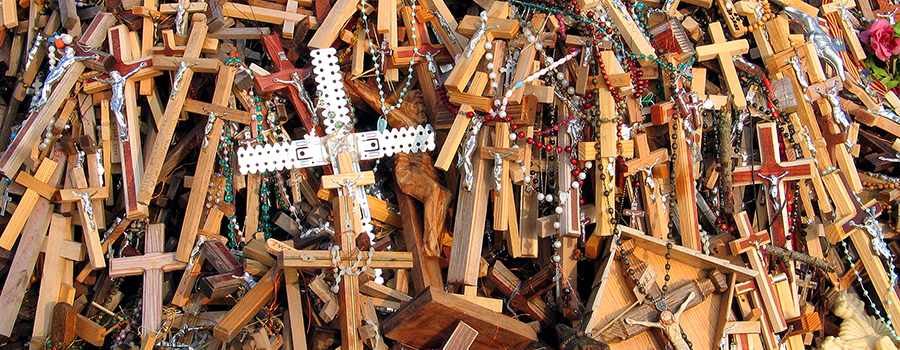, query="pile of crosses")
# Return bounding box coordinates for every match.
[0,0,899,346]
